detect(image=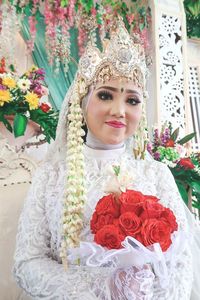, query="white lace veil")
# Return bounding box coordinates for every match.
[45,78,77,164]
